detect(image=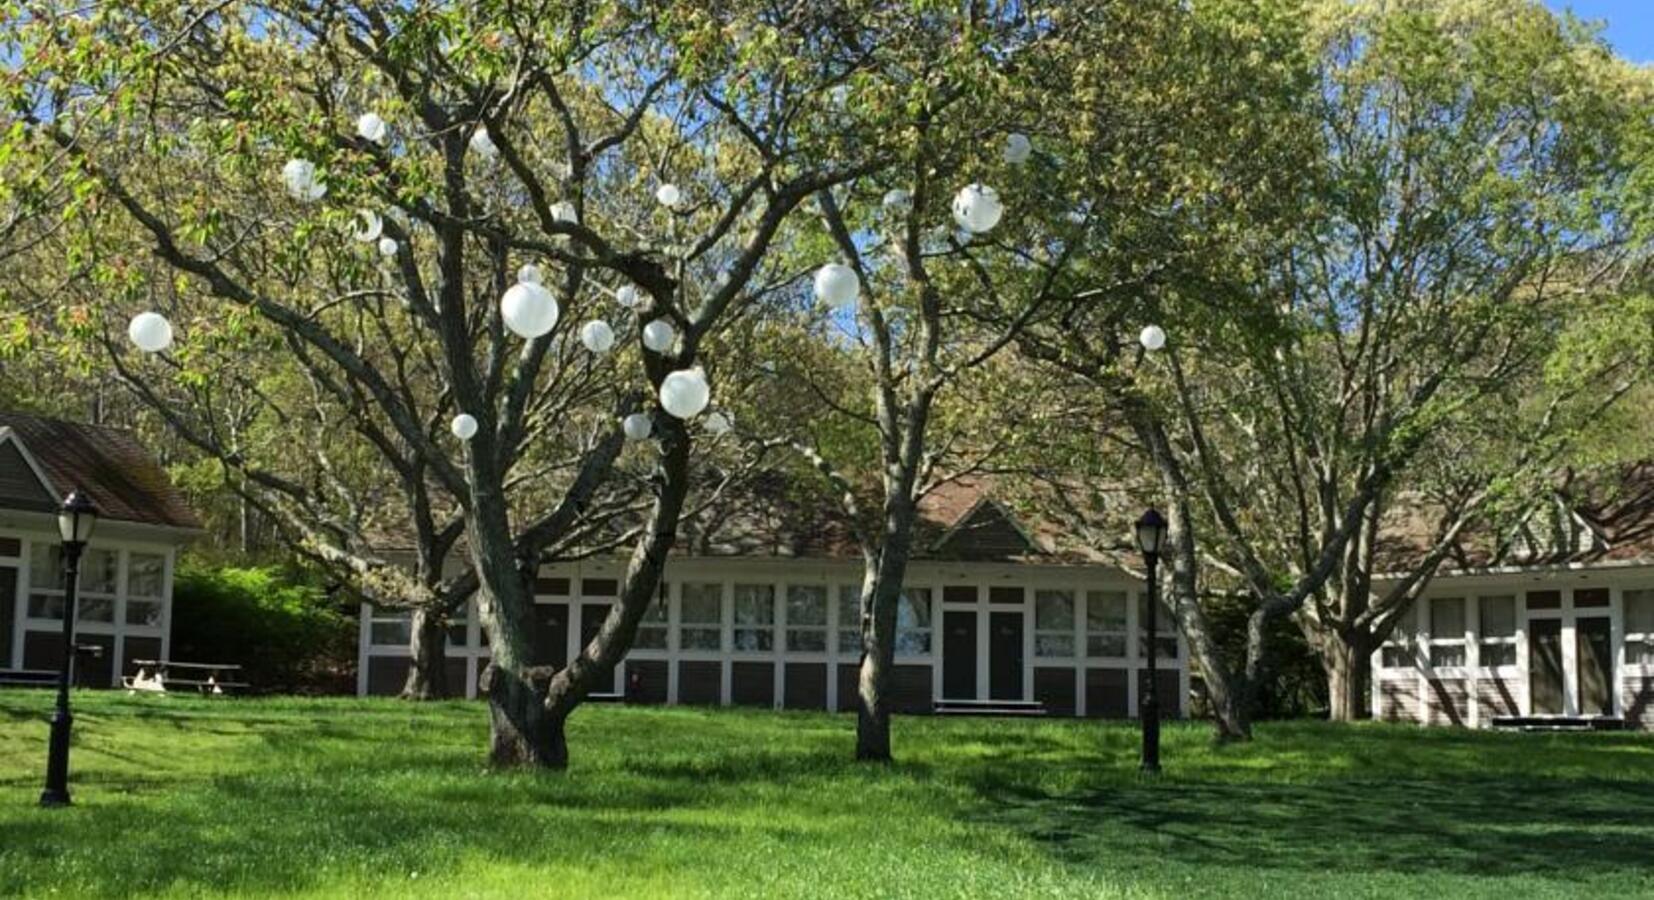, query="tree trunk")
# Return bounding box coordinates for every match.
[484,661,561,768]
[399,606,449,700]
[855,567,903,762]
[1324,633,1372,722]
